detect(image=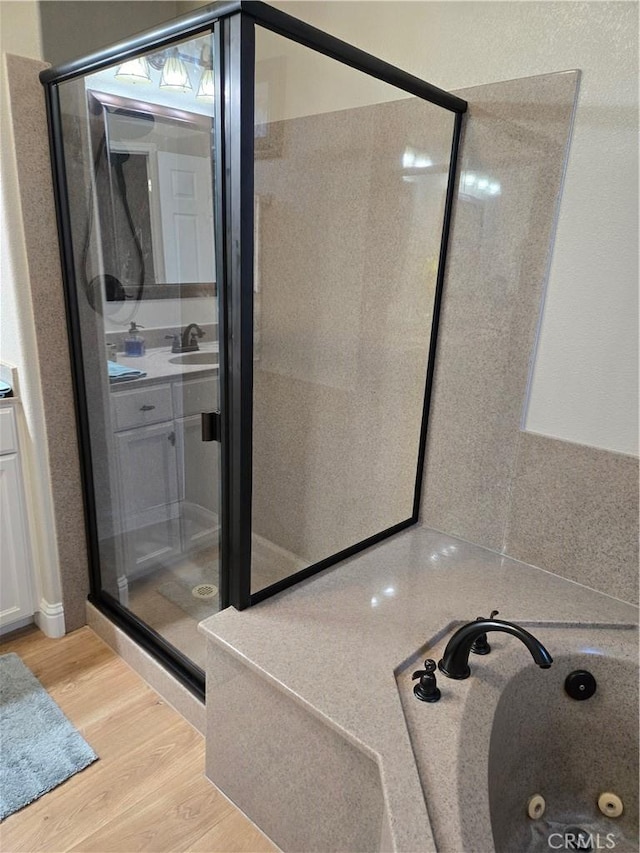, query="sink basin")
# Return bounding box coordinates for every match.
[396,623,639,853]
[169,351,218,366]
